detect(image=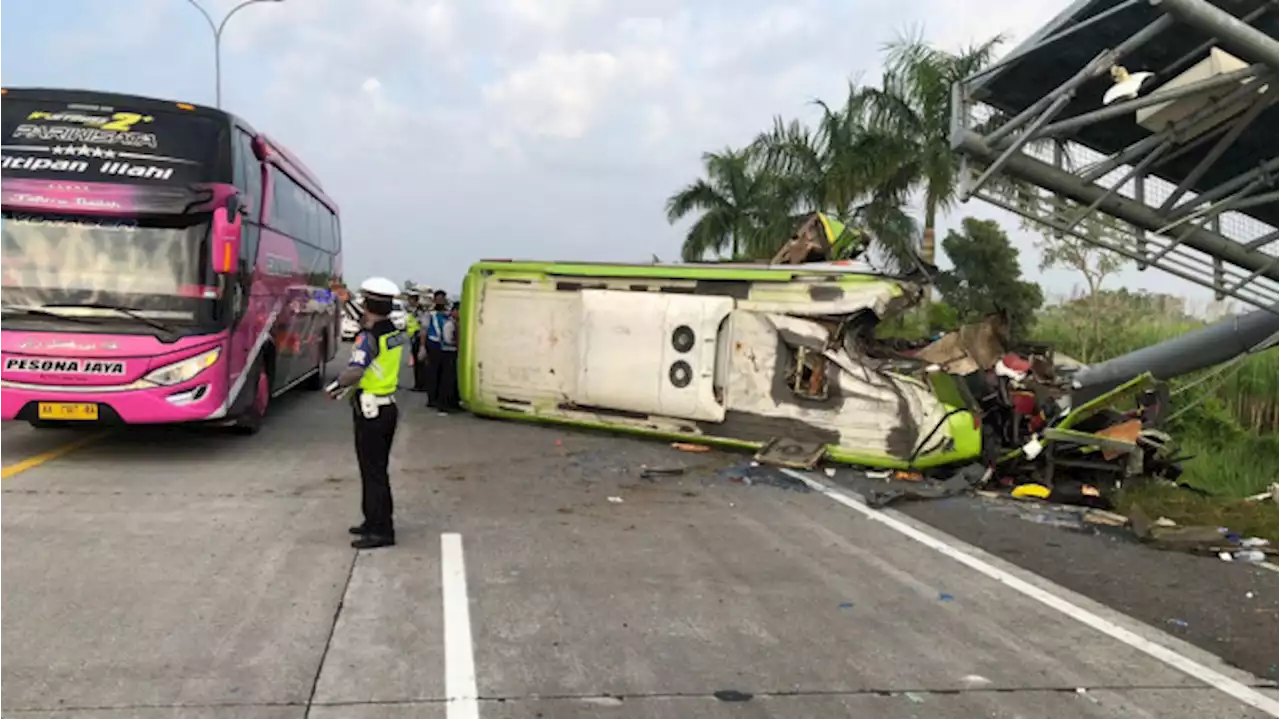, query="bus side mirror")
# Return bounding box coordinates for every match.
[211,197,243,275]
